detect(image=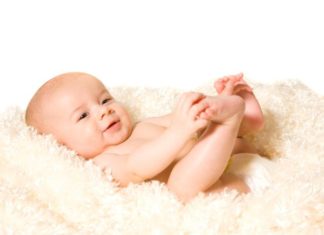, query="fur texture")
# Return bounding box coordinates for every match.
[0,81,323,234]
